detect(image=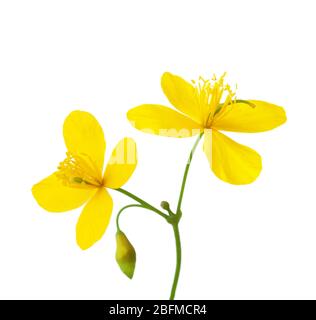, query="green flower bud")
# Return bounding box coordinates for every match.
[115,231,136,279]
[160,201,170,211]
